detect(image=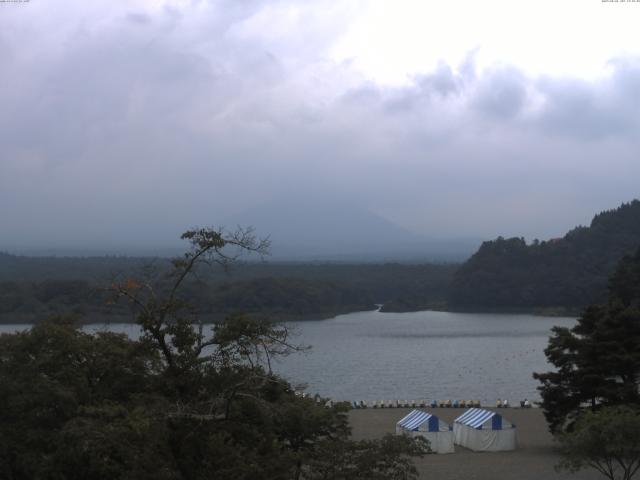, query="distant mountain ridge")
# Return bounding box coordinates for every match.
[224,198,479,261]
[449,199,640,312]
